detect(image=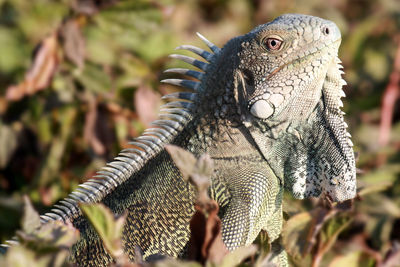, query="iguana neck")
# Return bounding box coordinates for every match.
[184,37,250,156]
